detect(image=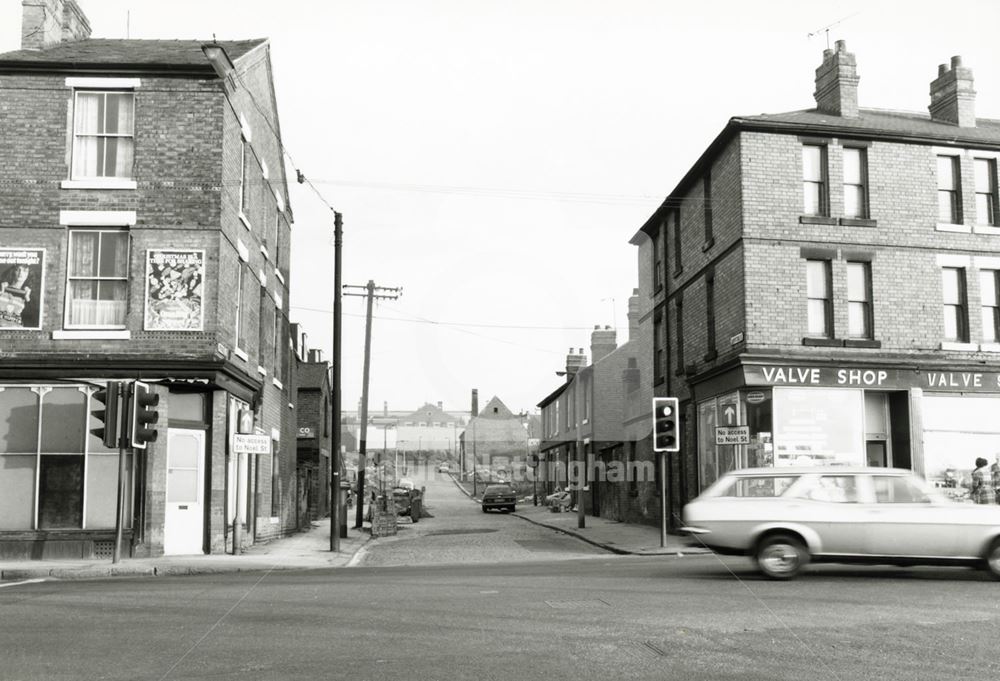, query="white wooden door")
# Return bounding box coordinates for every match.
[164,429,205,555]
